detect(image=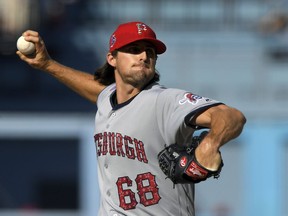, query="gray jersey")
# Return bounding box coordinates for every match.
[94,82,222,216]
